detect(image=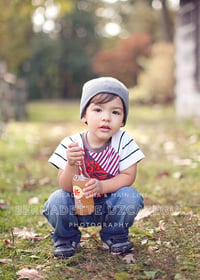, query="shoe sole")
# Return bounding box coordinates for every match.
[54,244,81,259]
[103,242,133,255]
